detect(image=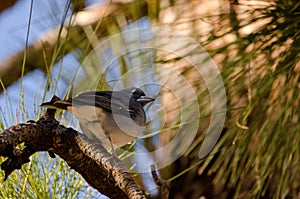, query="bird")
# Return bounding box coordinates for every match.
[40,87,154,148]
